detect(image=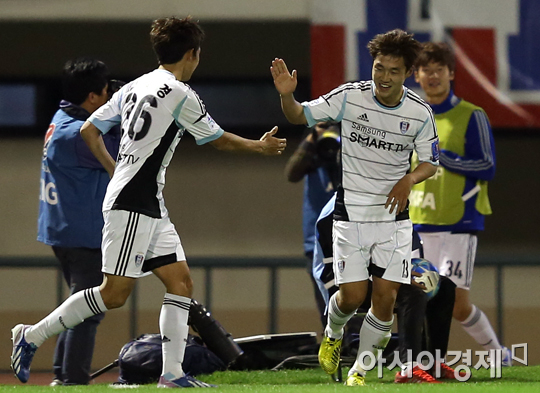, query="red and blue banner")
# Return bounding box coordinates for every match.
[310,0,540,128]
